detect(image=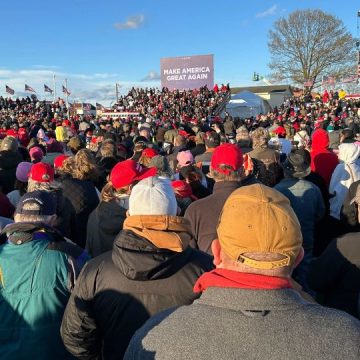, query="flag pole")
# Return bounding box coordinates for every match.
[53,74,56,103]
[65,78,70,119]
[116,83,119,104]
